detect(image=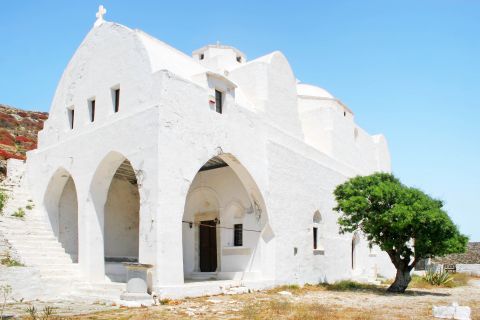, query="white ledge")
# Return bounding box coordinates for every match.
[222,246,251,256]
